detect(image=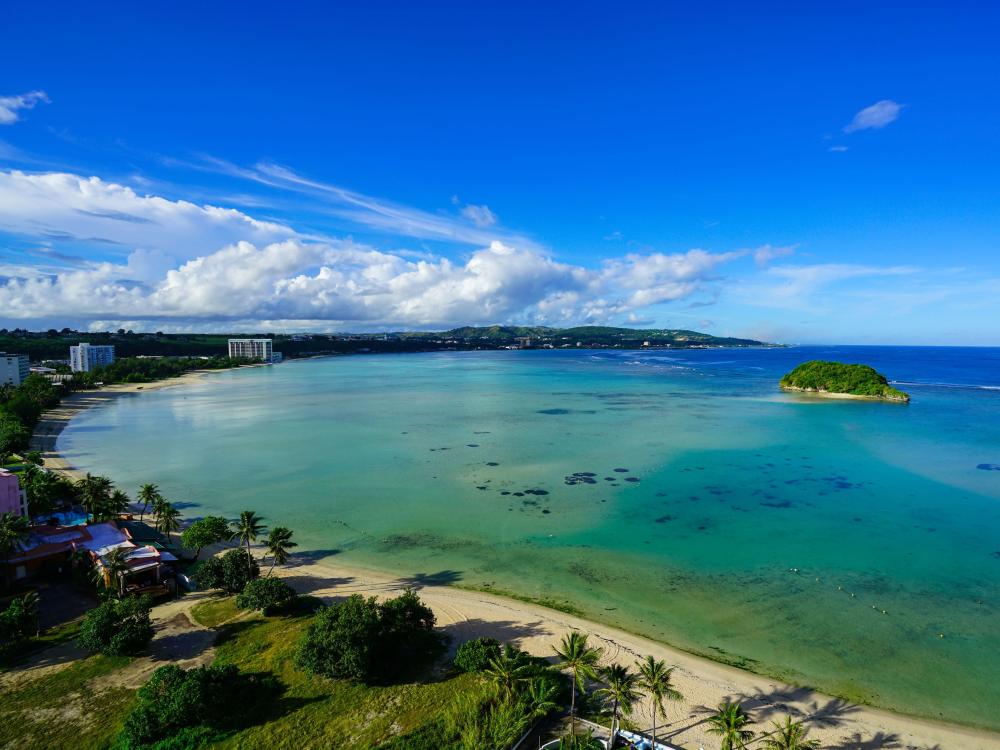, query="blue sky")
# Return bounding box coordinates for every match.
[1,2,998,344]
